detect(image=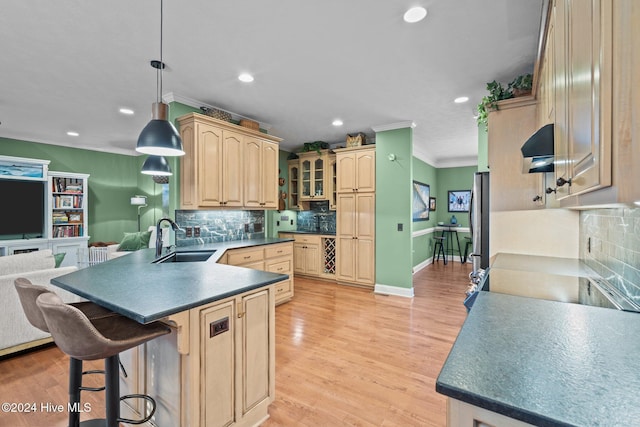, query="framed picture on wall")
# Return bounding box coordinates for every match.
[429,197,436,211]
[412,180,430,221]
[448,190,471,212]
